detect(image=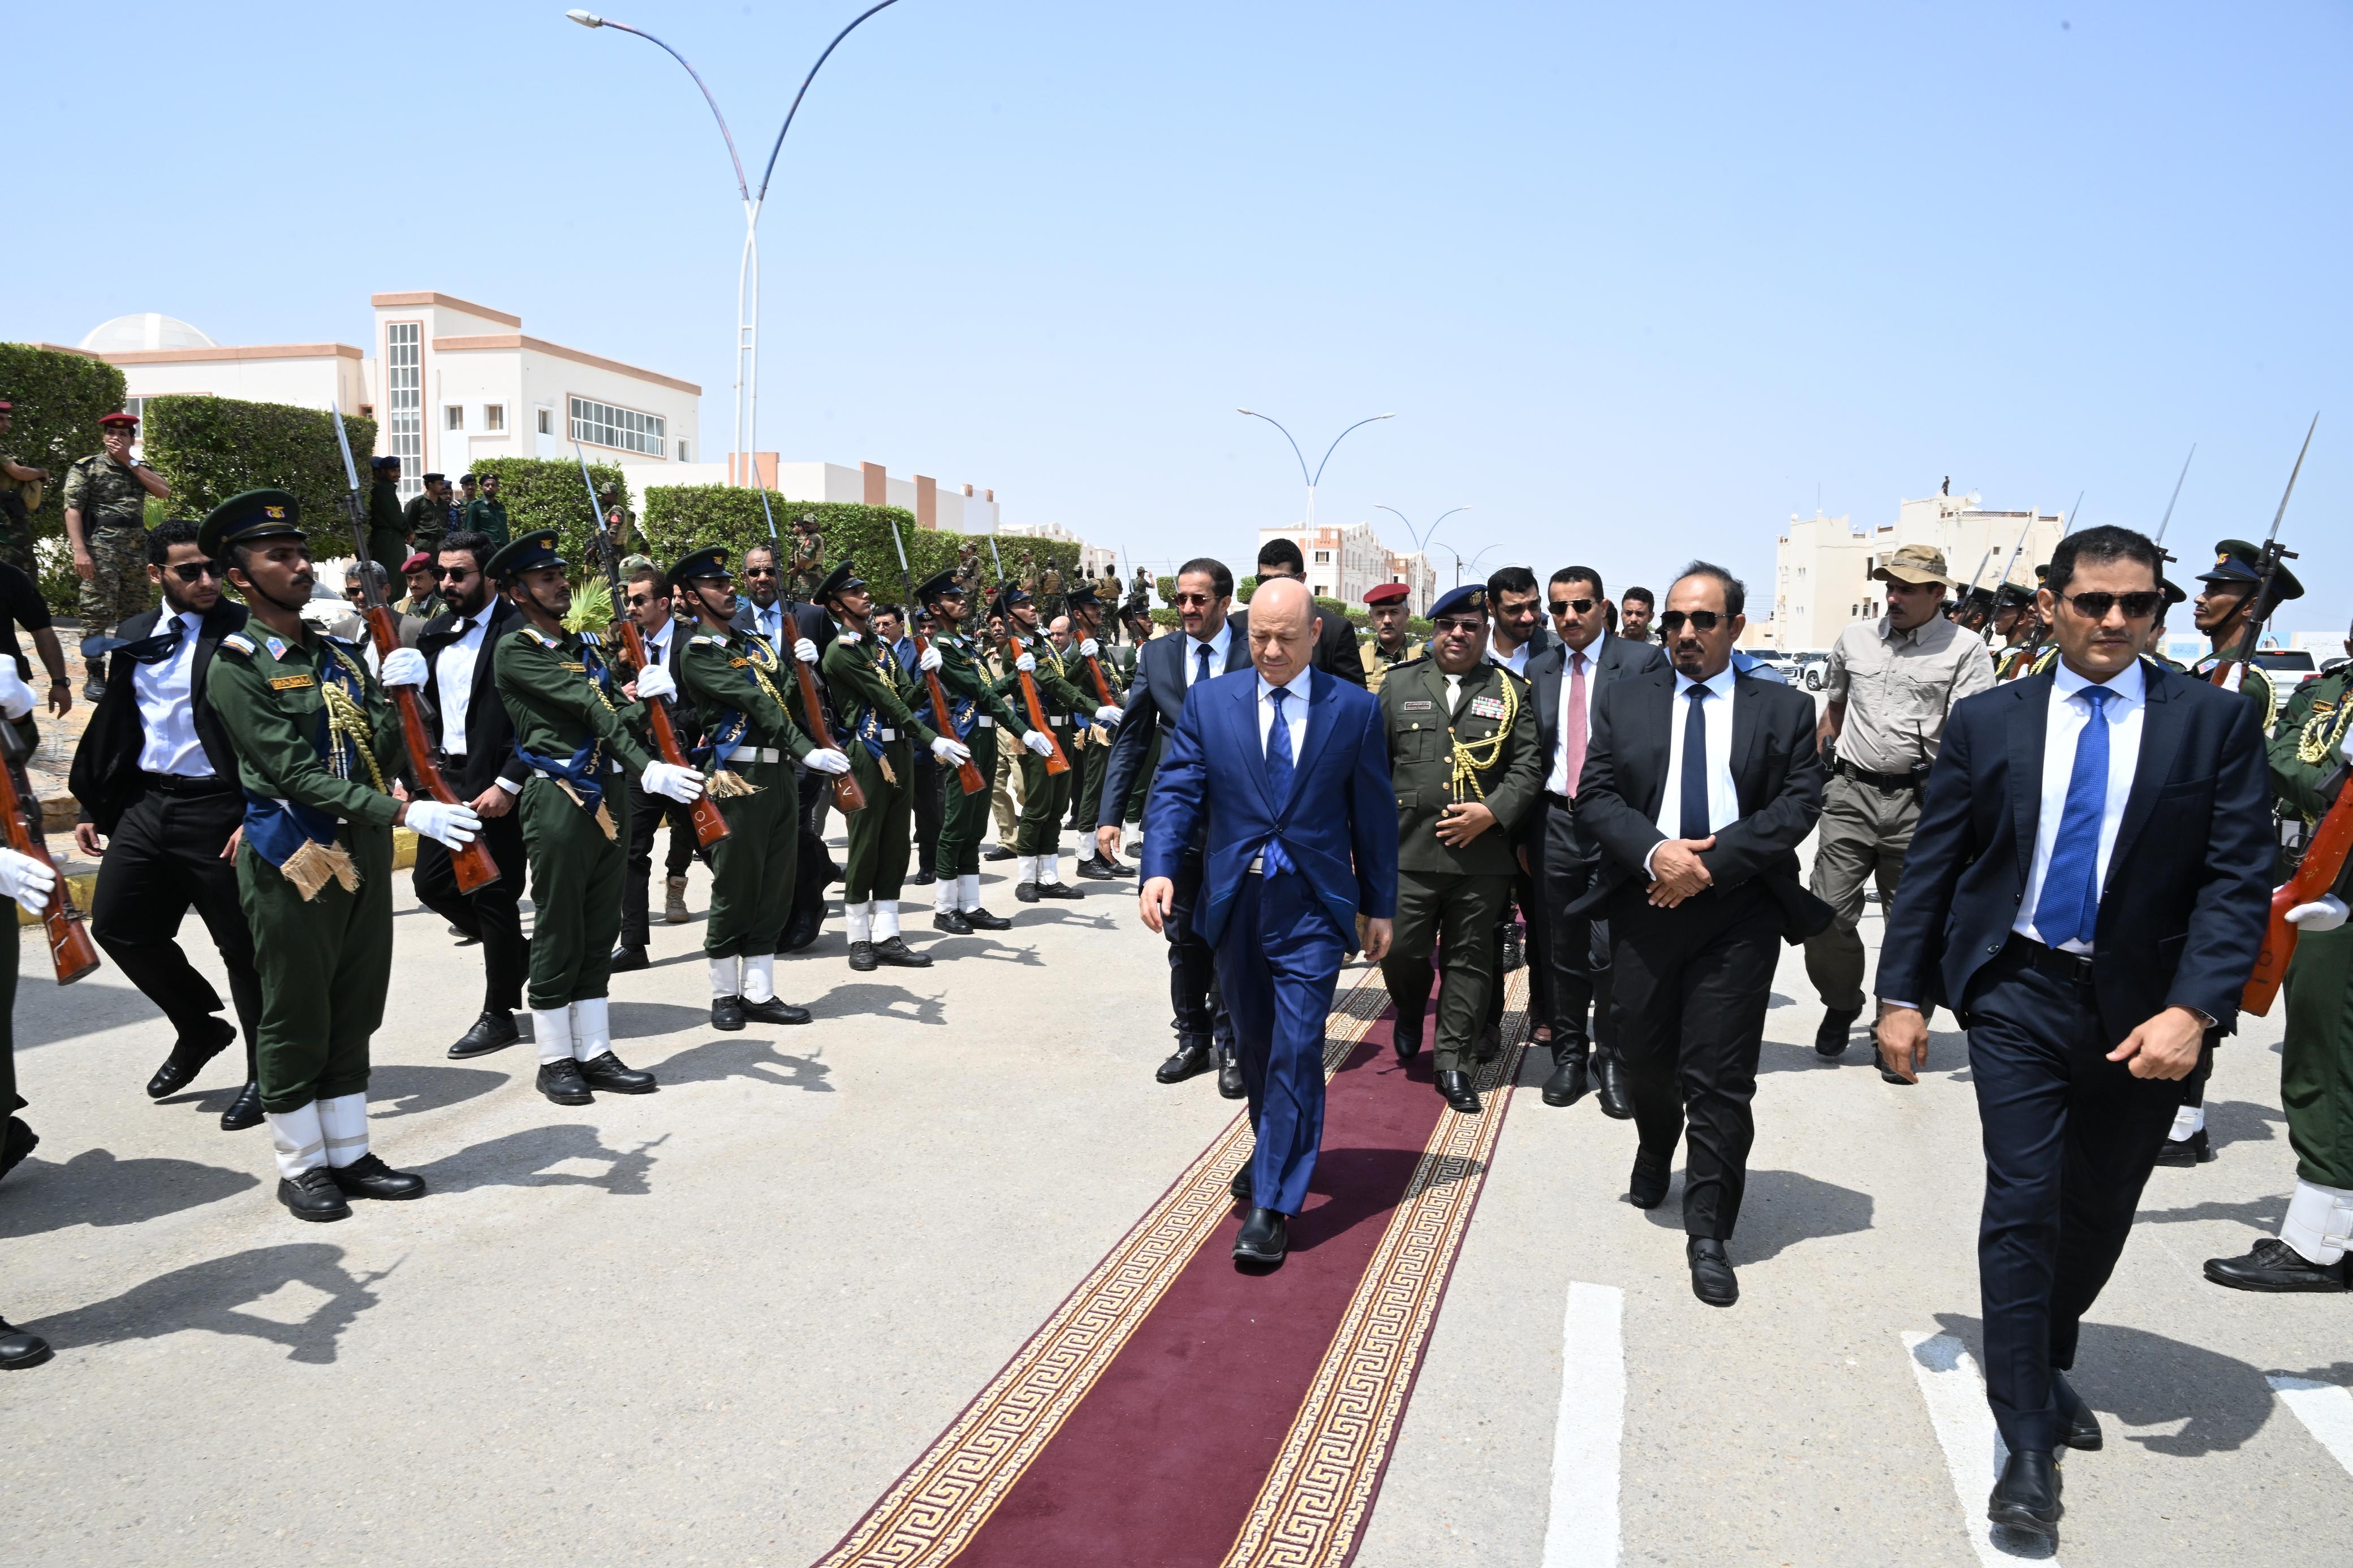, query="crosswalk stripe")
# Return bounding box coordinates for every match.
[2268,1375,2353,1476]
[1900,1331,2063,1566]
[1540,1282,1625,1568]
